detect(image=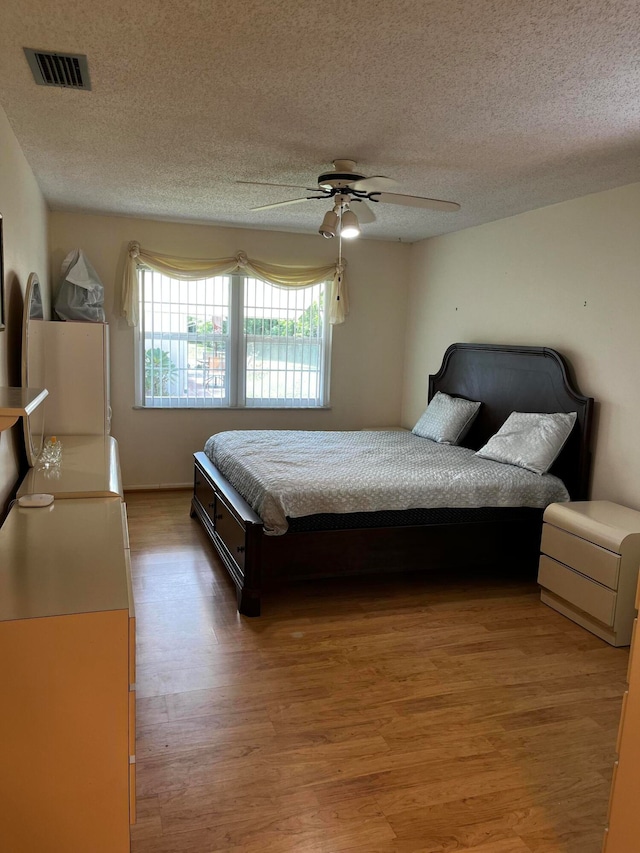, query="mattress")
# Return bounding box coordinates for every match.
[204,429,570,535]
